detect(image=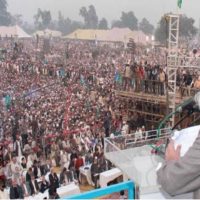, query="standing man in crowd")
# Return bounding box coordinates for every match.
[9,179,24,199]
